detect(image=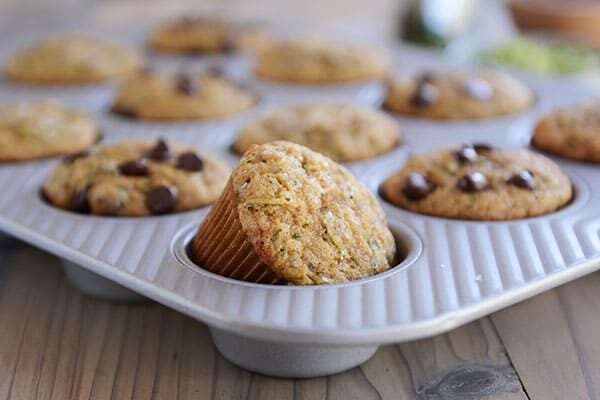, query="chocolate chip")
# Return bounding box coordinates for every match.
[402,173,436,200]
[71,188,90,213]
[458,172,489,192]
[472,143,494,153]
[175,74,199,95]
[221,35,236,53]
[176,152,204,172]
[507,170,536,190]
[410,82,438,108]
[118,159,149,176]
[455,146,478,164]
[111,105,138,119]
[146,186,177,215]
[145,139,171,161]
[63,150,90,164]
[418,72,437,83]
[461,78,494,101]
